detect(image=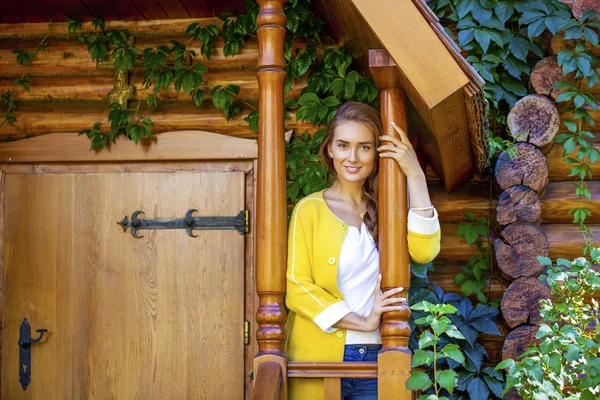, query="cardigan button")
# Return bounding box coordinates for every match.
[336,331,344,338]
[340,223,347,230]
[328,257,336,265]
